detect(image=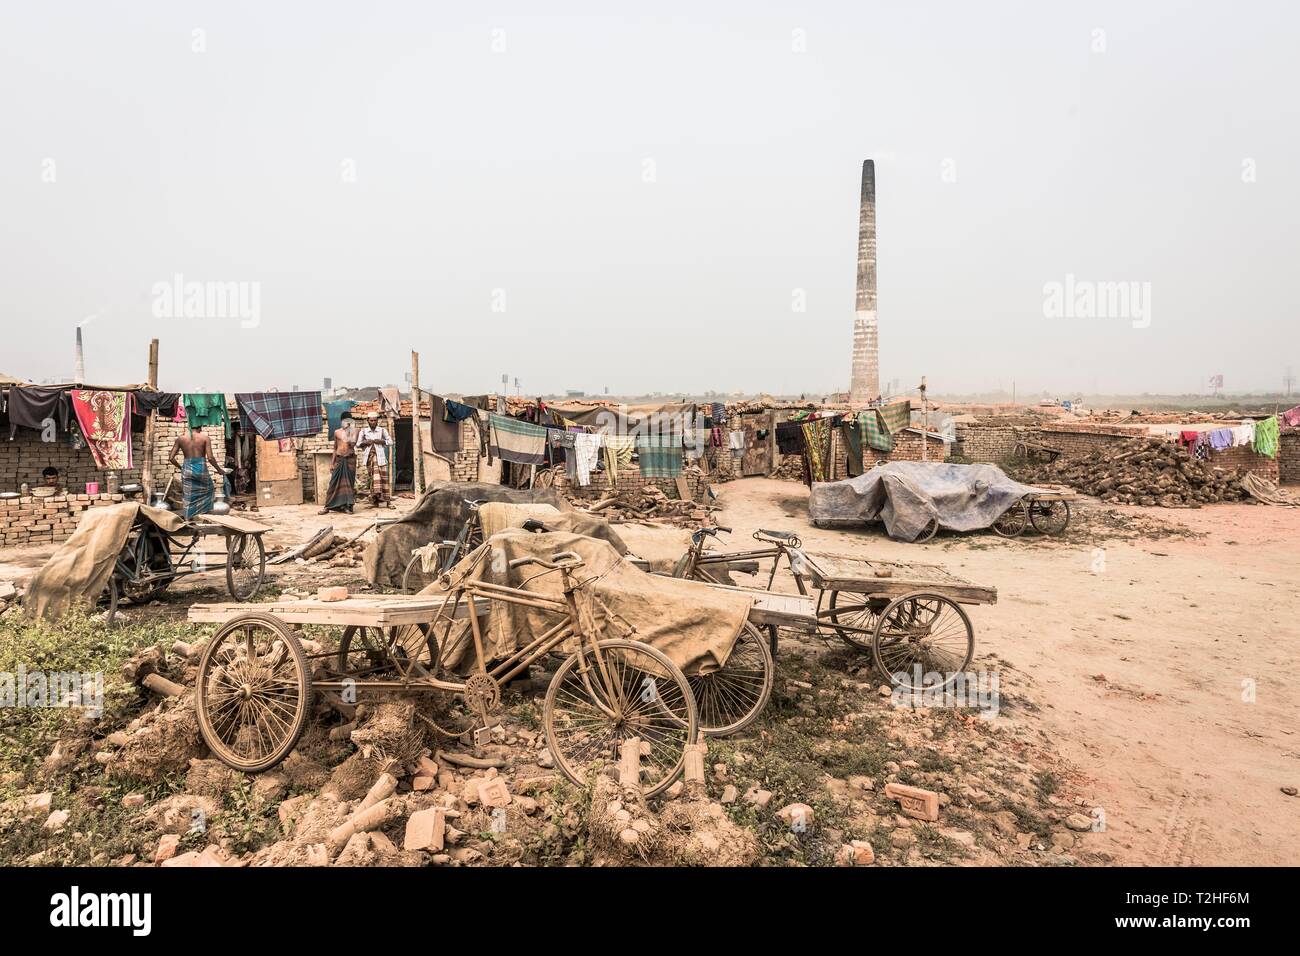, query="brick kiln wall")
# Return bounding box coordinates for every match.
[826,428,947,480]
[1205,442,1280,483]
[1036,424,1145,459]
[952,424,1025,463]
[1281,431,1300,484]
